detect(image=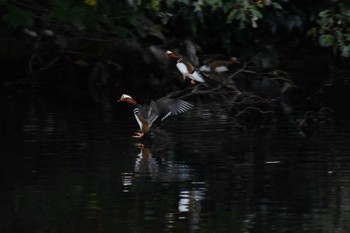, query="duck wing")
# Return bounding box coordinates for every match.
[138,103,159,127]
[184,39,199,67]
[141,98,193,125]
